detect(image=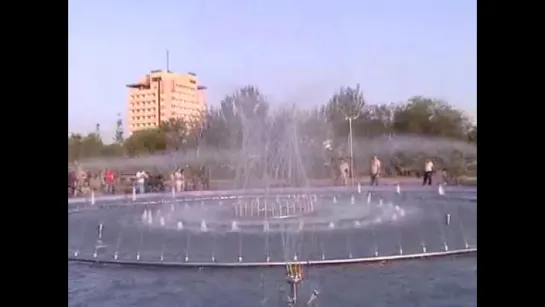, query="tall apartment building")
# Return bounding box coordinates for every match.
[126,70,207,134]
